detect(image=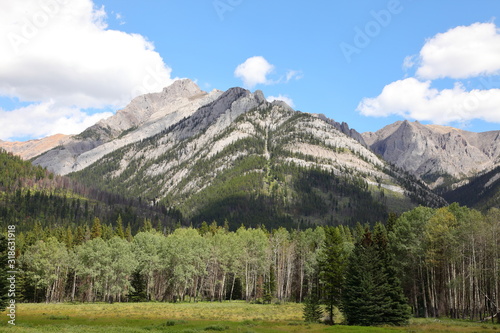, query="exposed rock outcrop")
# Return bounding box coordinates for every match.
[362,120,500,187]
